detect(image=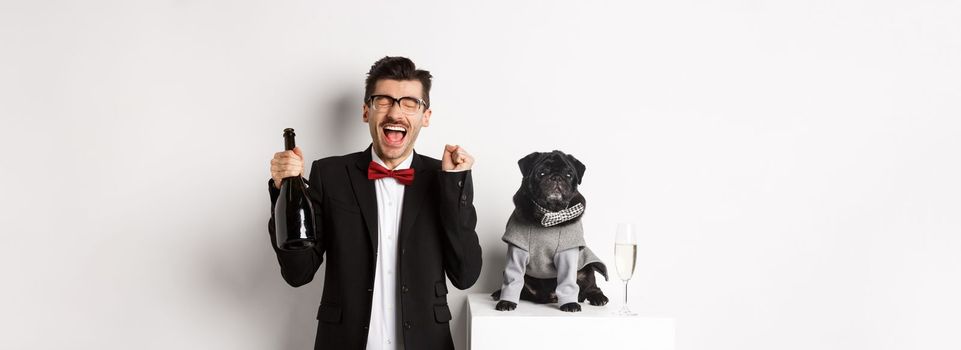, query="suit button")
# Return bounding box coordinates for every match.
[364,326,369,330]
[457,180,463,188]
[367,288,373,292]
[401,248,406,255]
[402,285,409,293]
[403,321,412,329]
